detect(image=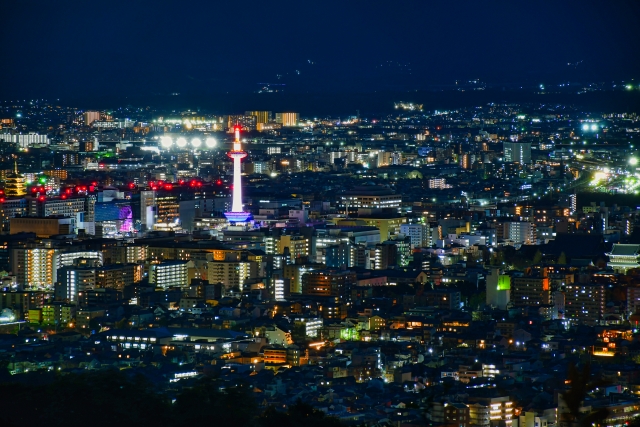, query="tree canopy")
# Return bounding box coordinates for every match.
[0,371,347,427]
